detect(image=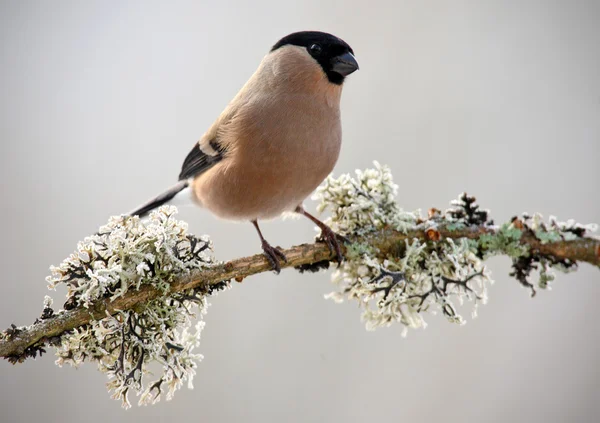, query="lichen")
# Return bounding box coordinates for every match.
[329,236,491,333]
[313,161,420,235]
[502,213,593,295]
[315,165,491,333]
[314,162,597,333]
[5,164,596,407]
[46,206,228,408]
[478,223,529,259]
